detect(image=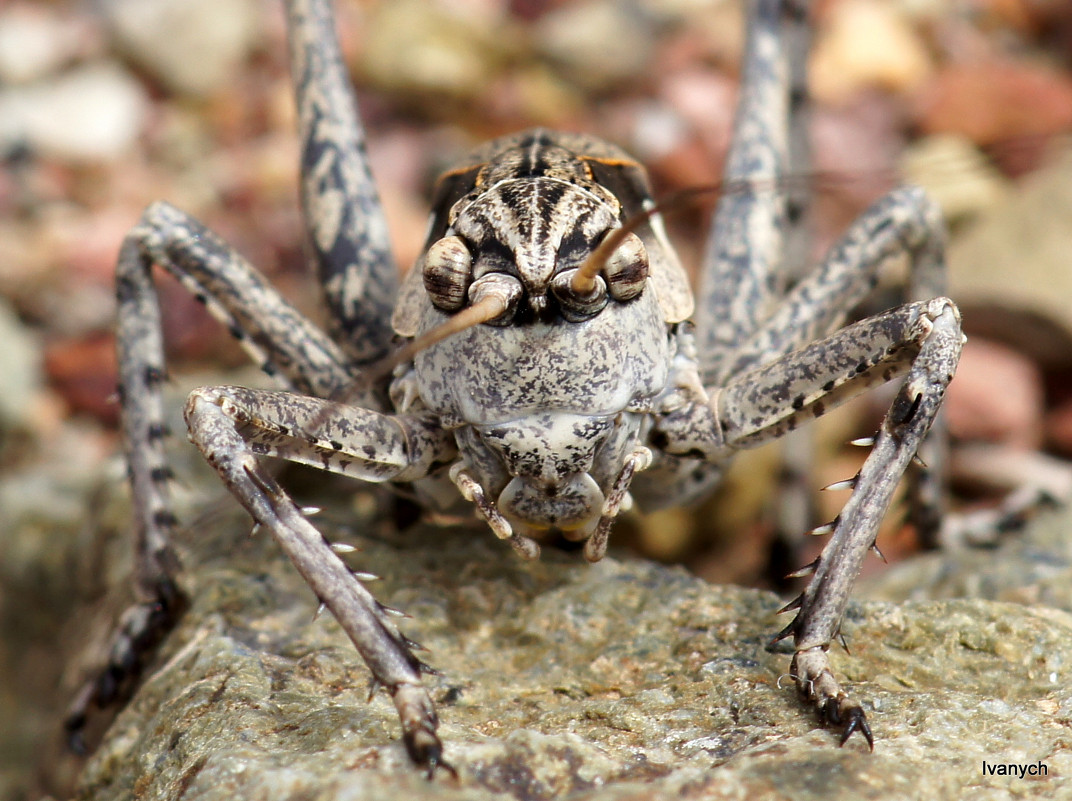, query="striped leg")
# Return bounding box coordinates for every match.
[696,0,790,386]
[285,0,399,367]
